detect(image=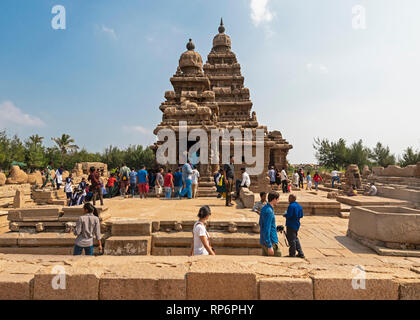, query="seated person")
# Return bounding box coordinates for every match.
[347,185,358,197]
[252,192,267,215]
[366,183,377,196]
